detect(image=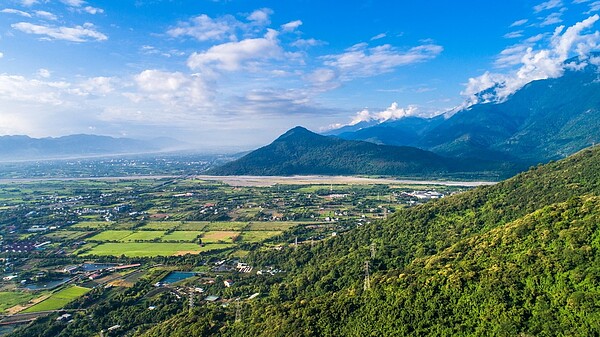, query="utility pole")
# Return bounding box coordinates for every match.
[235,298,242,322]
[189,289,194,311]
[370,242,376,259]
[364,260,371,291]
[294,236,298,251]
